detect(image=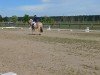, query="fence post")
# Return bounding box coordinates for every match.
[59,23,60,28]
